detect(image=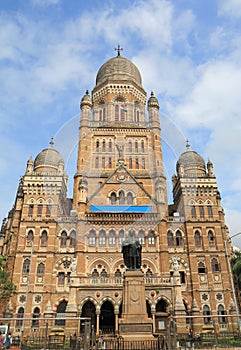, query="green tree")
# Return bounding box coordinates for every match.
[0,255,16,300]
[231,250,241,291]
